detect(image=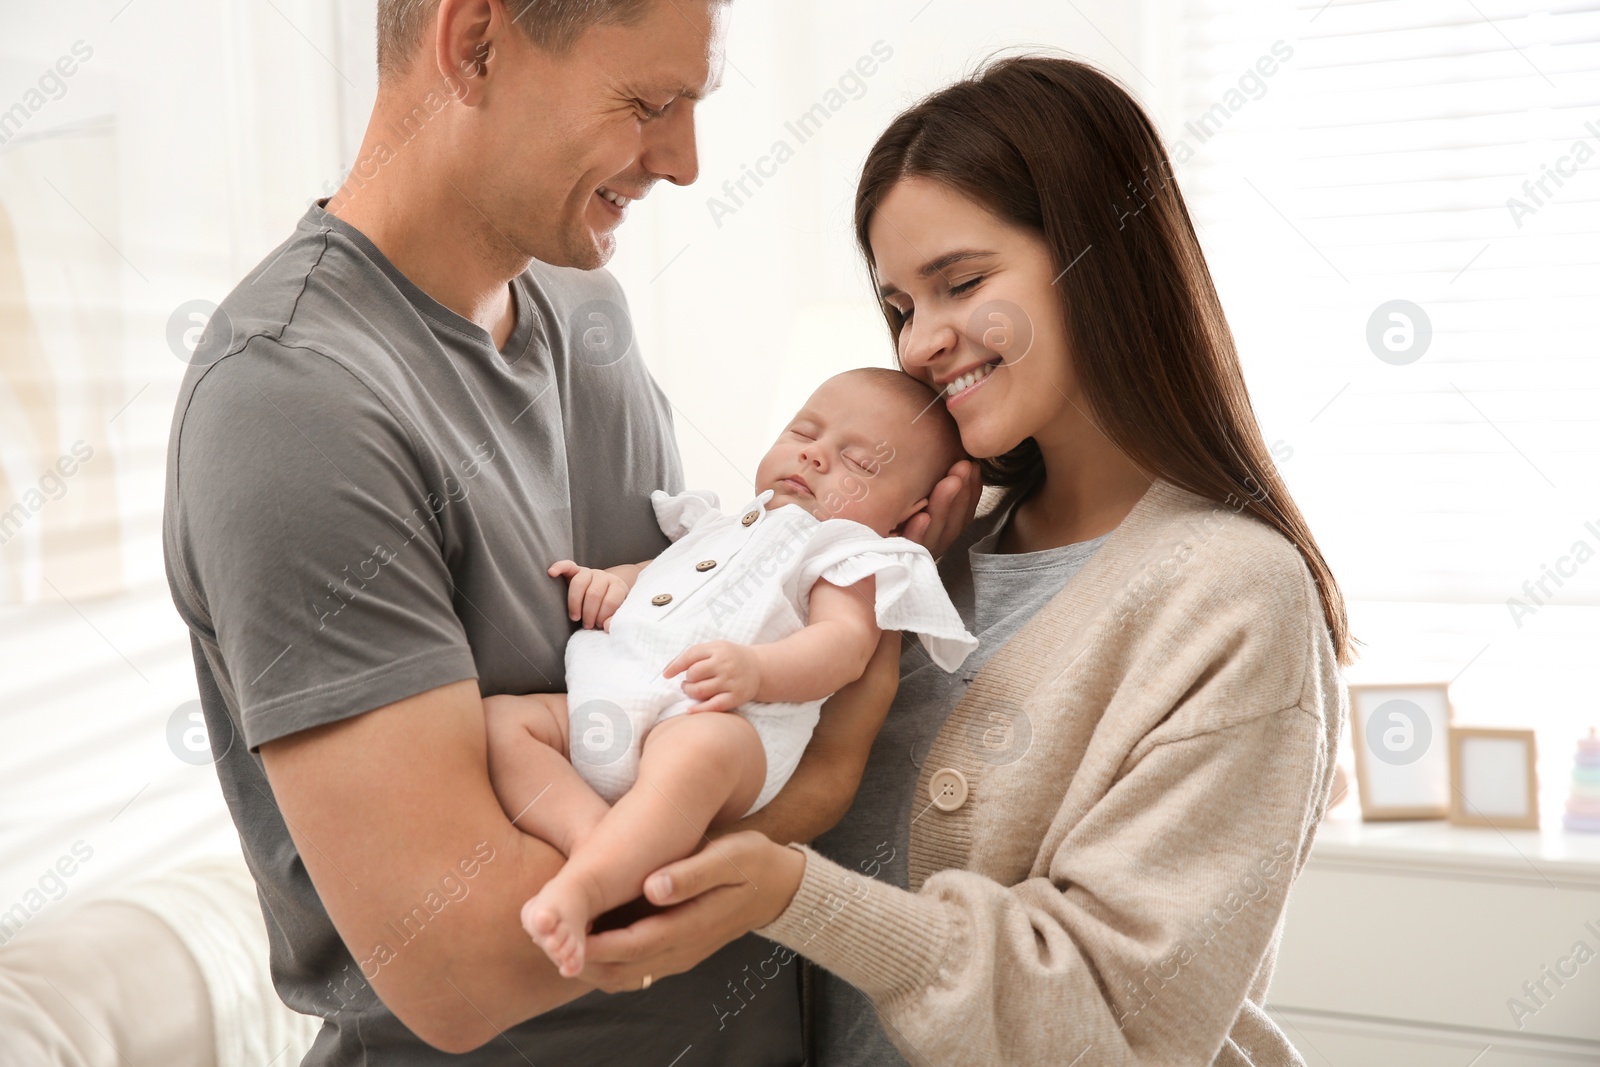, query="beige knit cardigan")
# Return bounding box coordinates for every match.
[758,480,1346,1066]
